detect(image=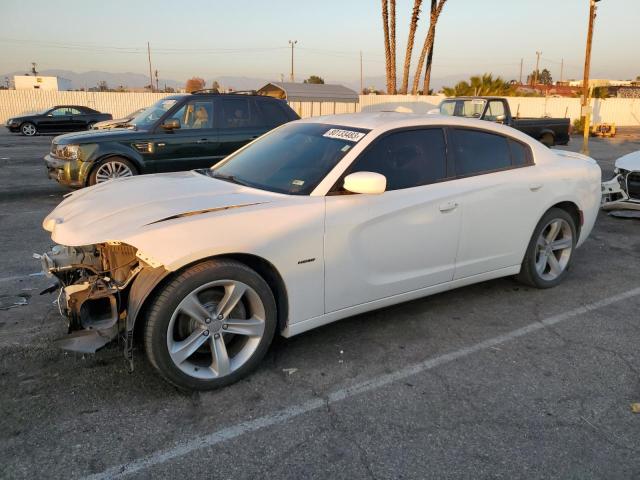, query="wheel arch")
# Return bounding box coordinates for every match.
[130,253,289,343]
[546,200,582,238]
